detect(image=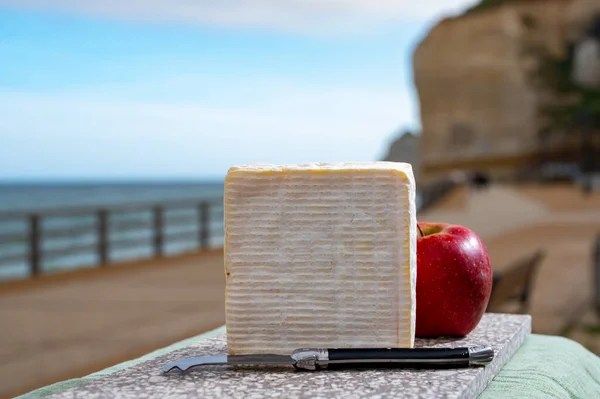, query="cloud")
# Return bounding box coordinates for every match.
[0,0,478,33]
[0,82,417,179]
